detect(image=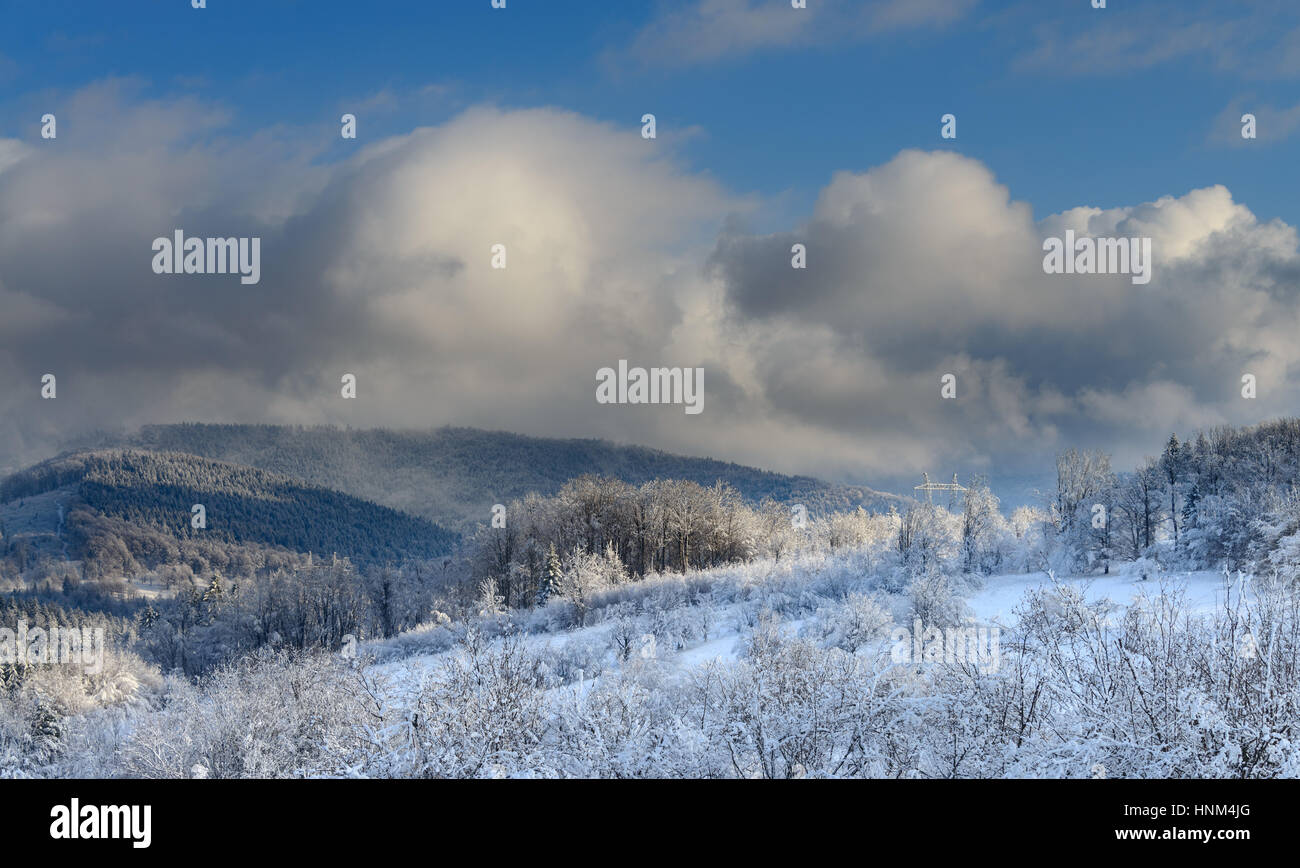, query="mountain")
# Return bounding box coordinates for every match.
[0,449,458,572]
[100,424,910,532]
